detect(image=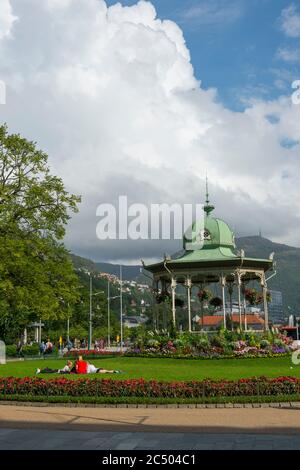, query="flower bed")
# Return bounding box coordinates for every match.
[125,351,290,360]
[129,330,294,359]
[0,376,300,399]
